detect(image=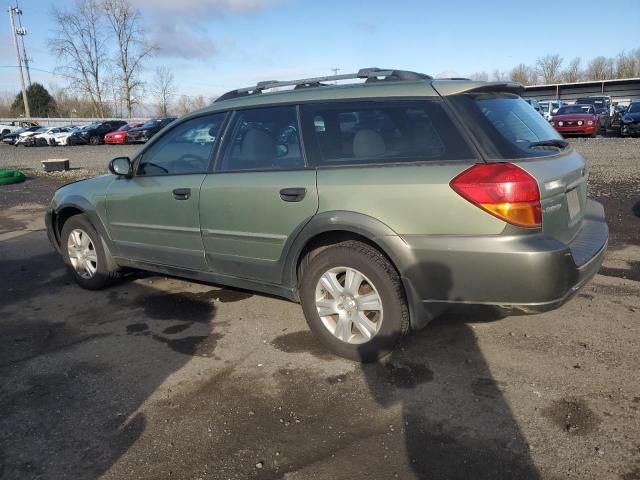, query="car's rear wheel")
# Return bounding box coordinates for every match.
[299,241,410,362]
[89,135,101,145]
[61,214,120,290]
